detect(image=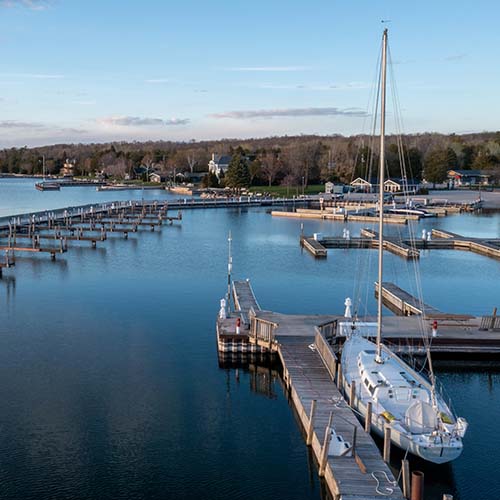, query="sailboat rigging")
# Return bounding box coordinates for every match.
[35,155,60,191]
[340,29,467,464]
